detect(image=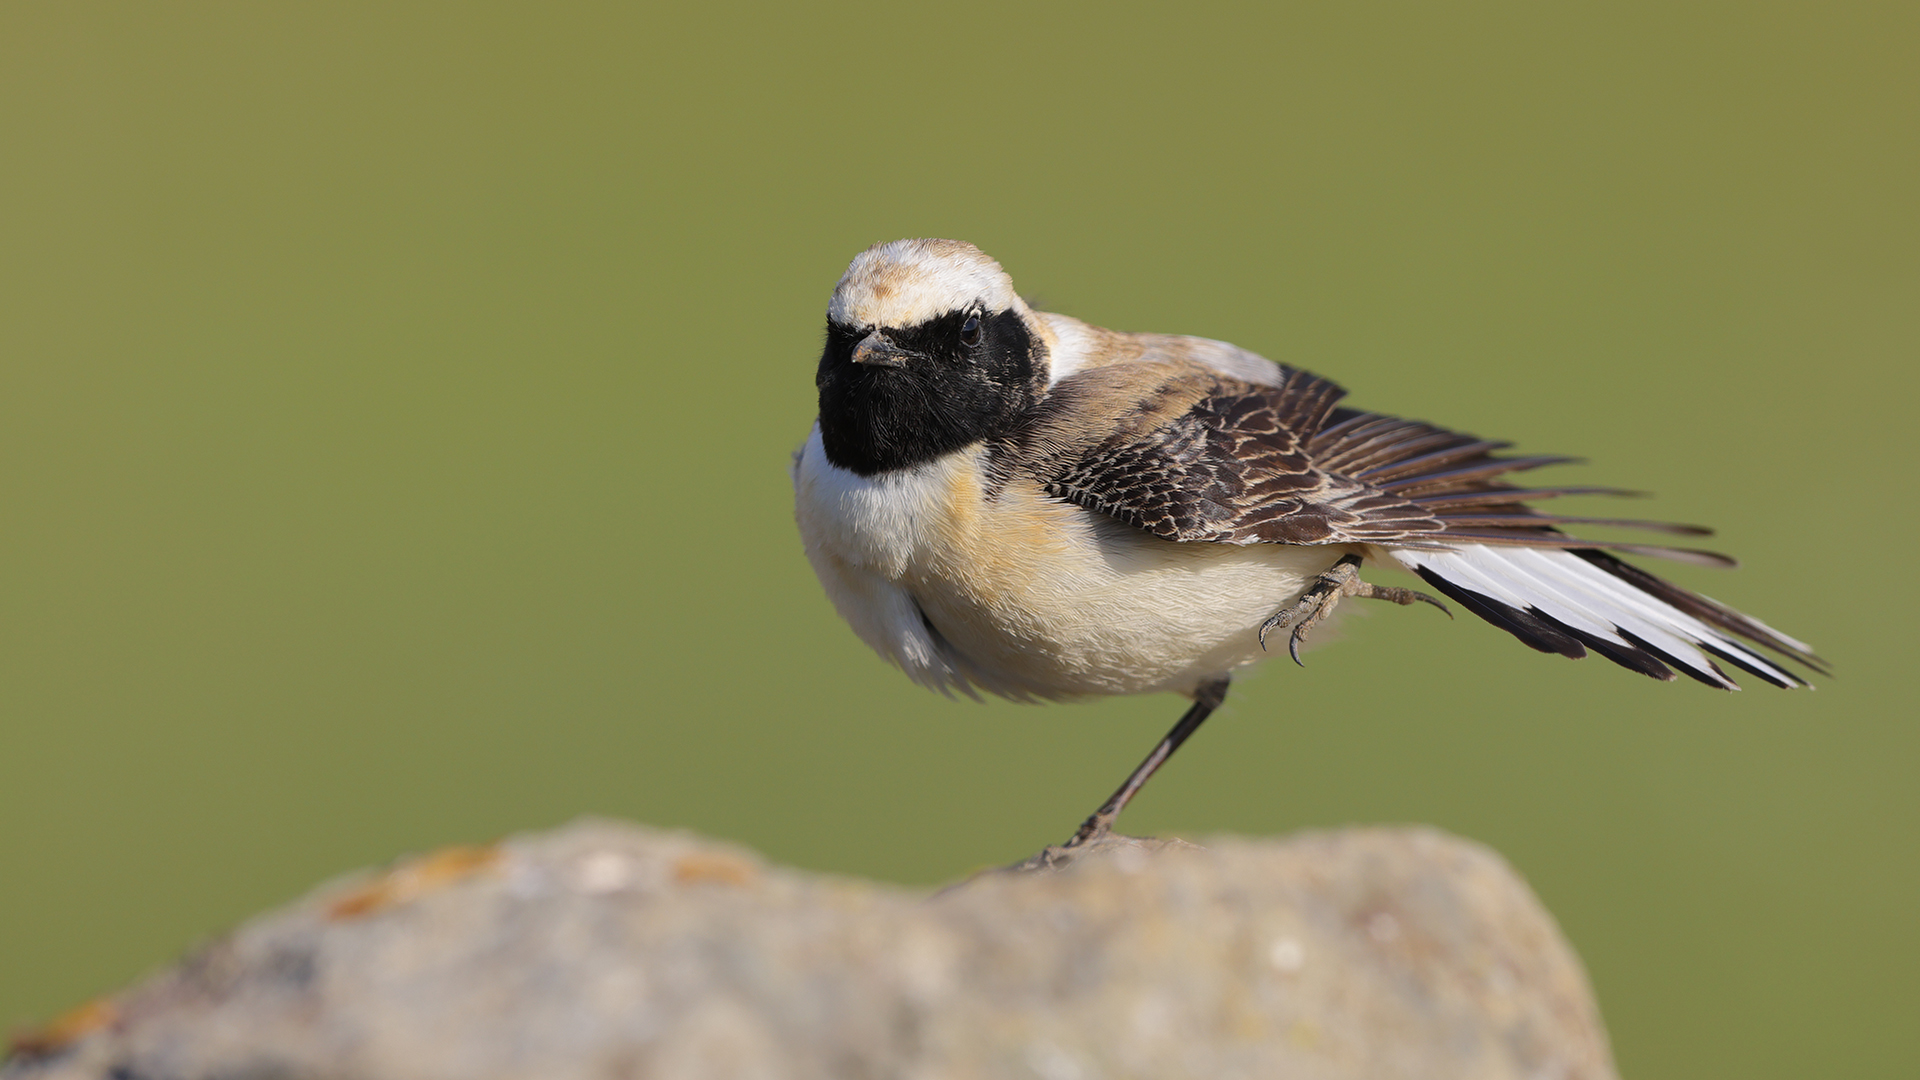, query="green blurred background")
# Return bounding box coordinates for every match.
[3,3,1914,1075]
